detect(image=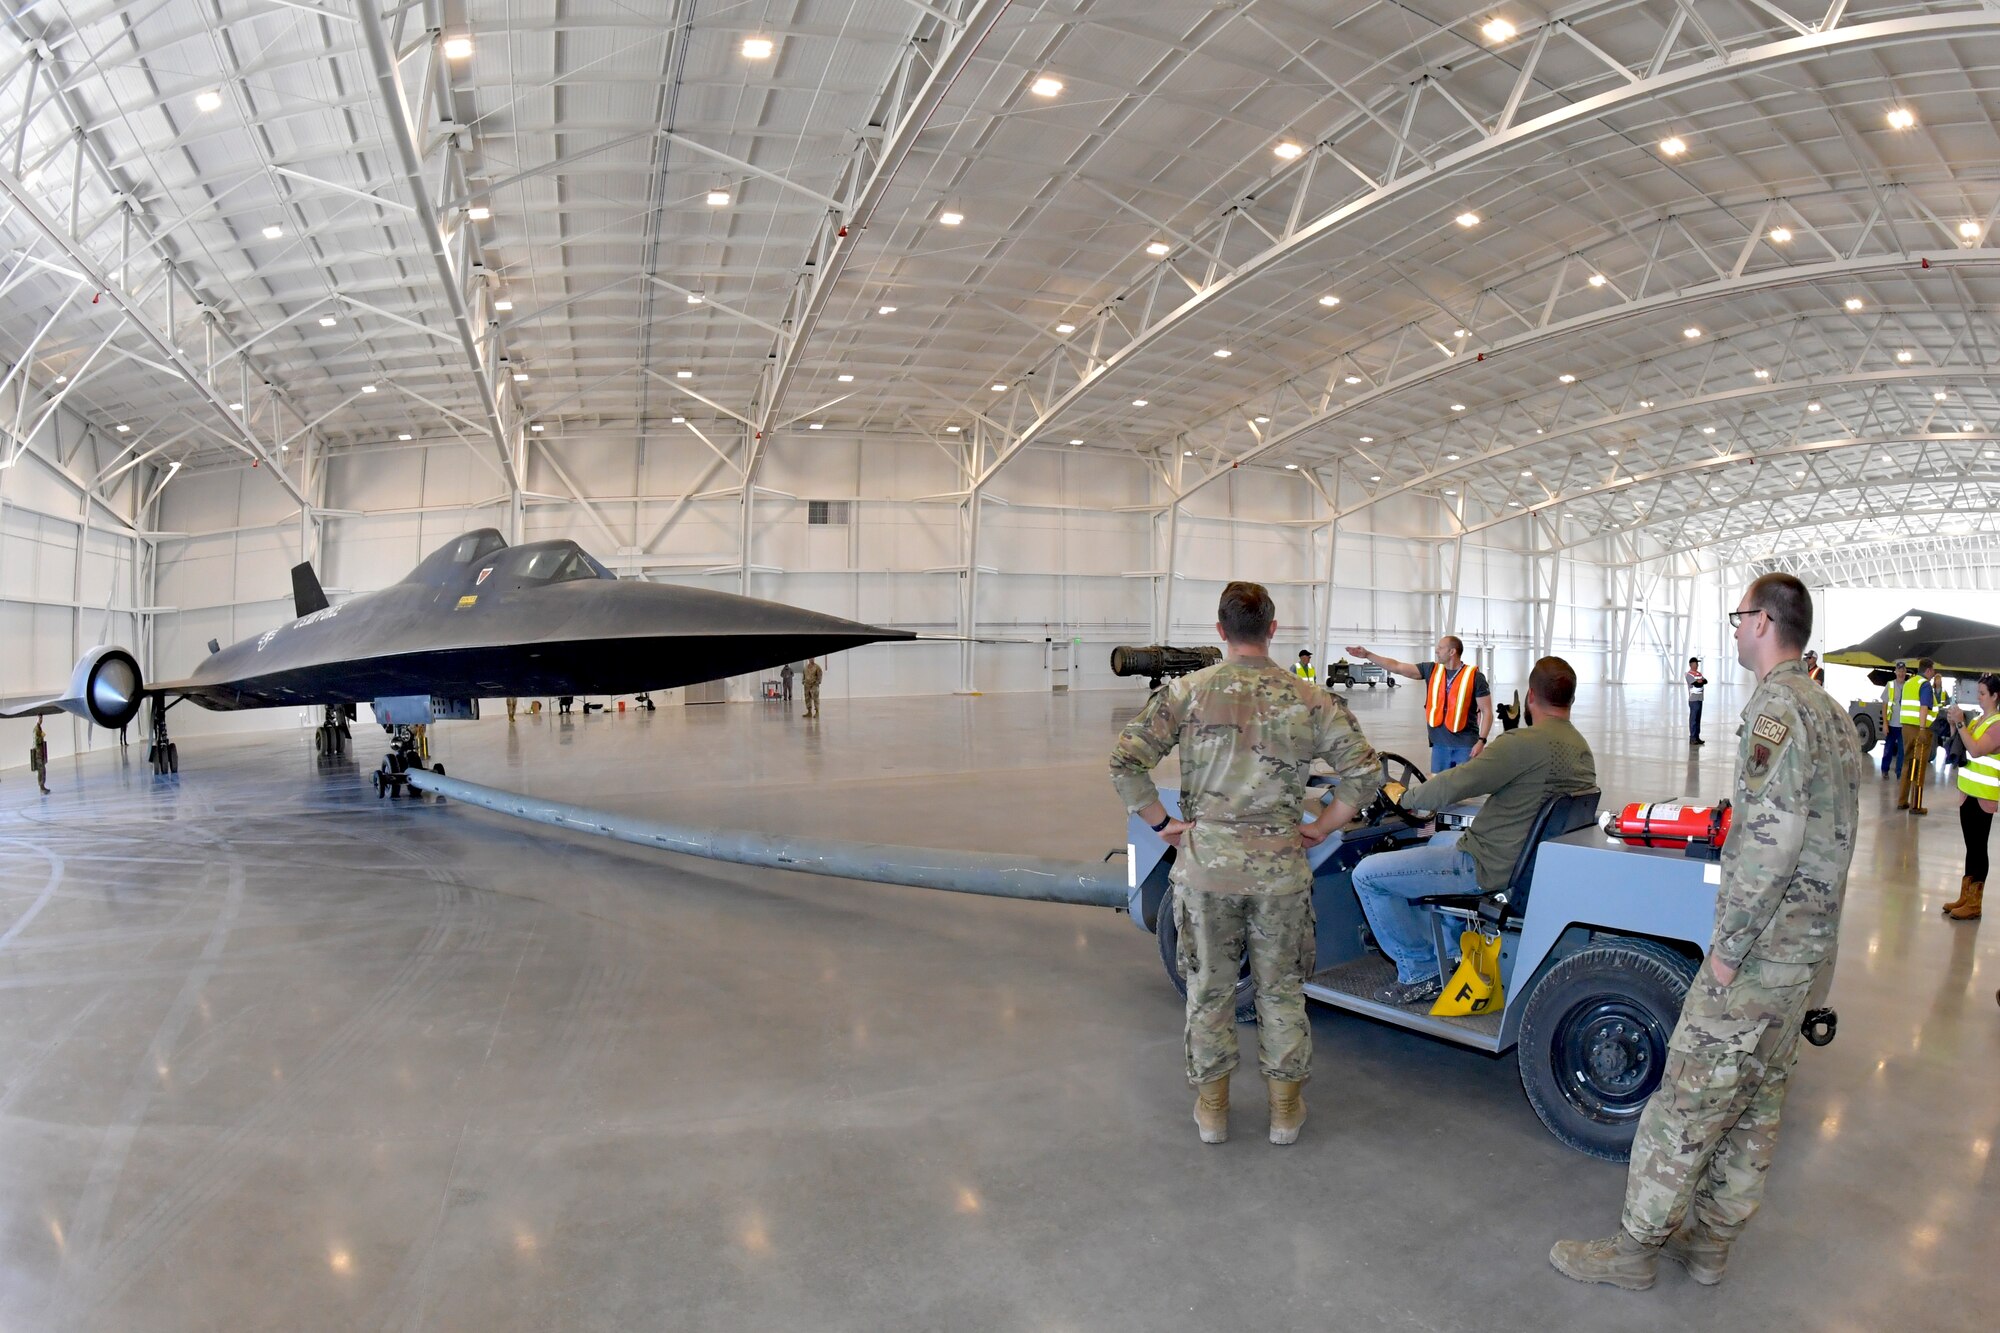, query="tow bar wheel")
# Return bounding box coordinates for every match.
[1514,938,1697,1162]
